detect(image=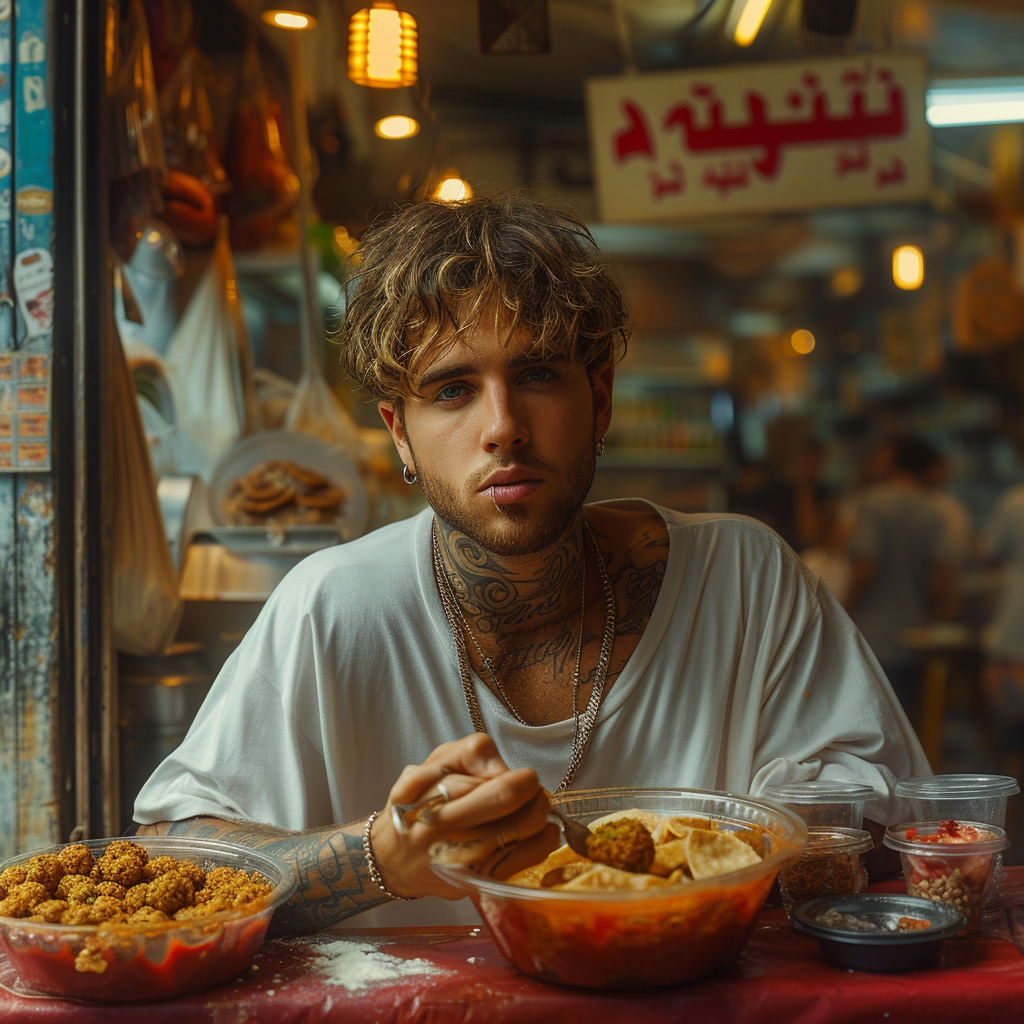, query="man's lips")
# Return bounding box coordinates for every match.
[479,468,543,504]
[488,480,542,503]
